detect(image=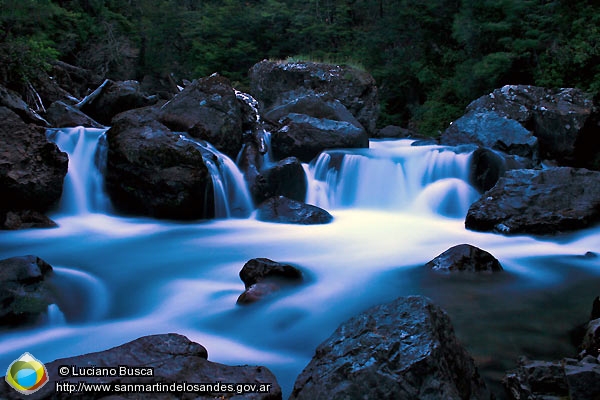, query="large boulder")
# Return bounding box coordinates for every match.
[466,85,598,167]
[258,157,307,203]
[79,79,157,125]
[105,108,214,219]
[425,244,503,273]
[249,60,379,135]
[290,296,488,400]
[159,75,250,159]
[0,333,282,399]
[503,356,600,400]
[0,255,56,325]
[256,196,333,225]
[441,110,538,159]
[465,167,600,235]
[272,113,368,162]
[0,107,68,221]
